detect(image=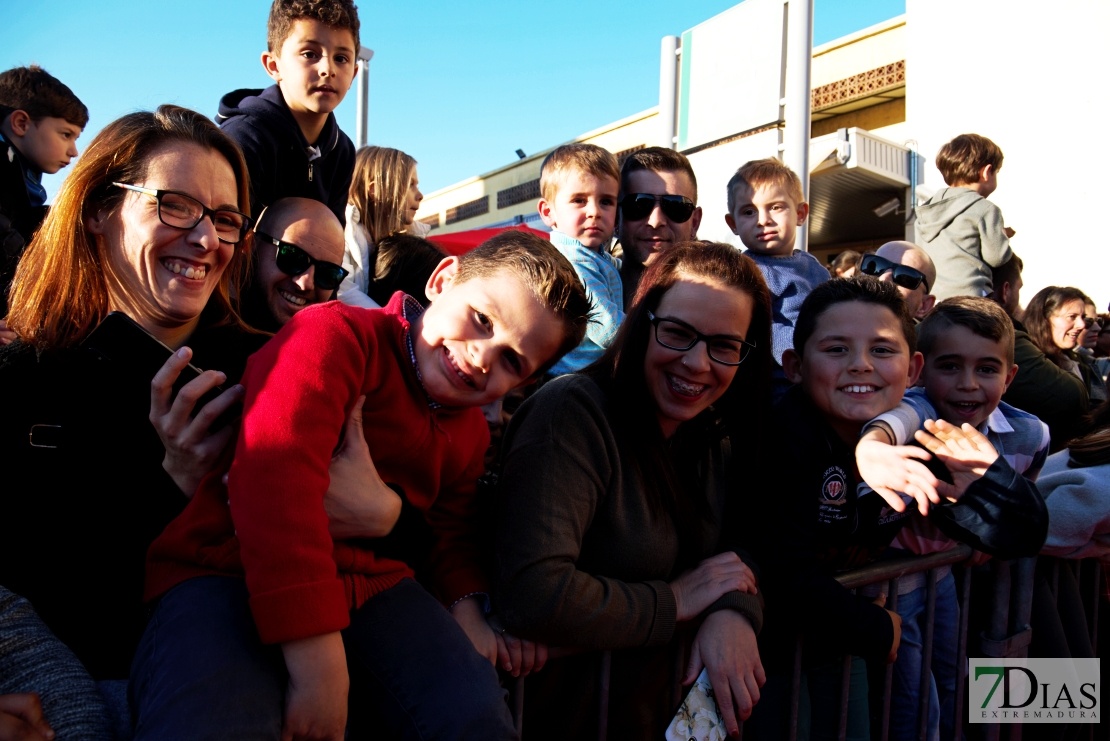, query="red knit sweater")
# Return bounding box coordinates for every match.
[145,294,490,644]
